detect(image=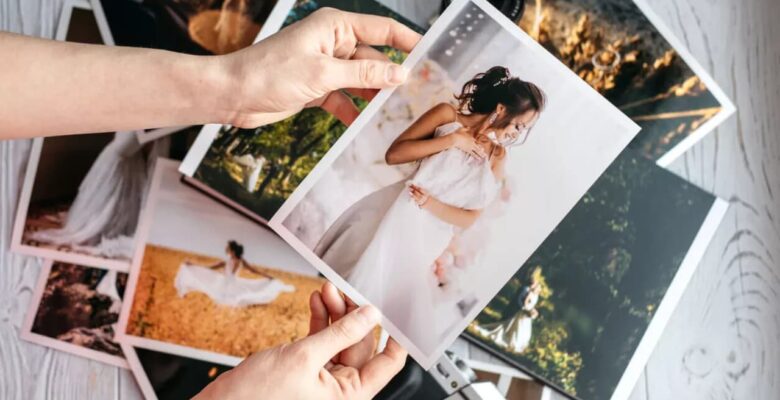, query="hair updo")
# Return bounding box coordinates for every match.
[455,66,546,128]
[227,240,244,258]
